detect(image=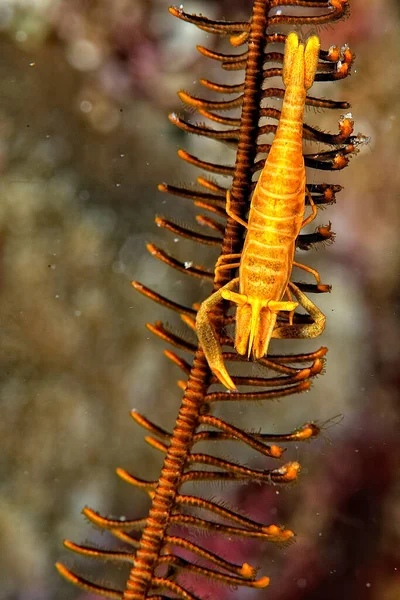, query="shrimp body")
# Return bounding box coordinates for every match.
[196,33,326,390]
[233,33,318,358]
